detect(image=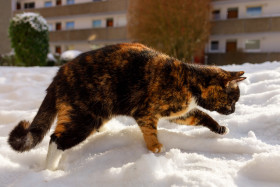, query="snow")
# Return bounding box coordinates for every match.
[60,50,82,61]
[12,13,48,32]
[0,62,280,187]
[47,53,57,63]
